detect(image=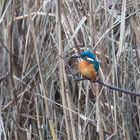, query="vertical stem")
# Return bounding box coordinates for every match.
[64,71,77,140]
[111,14,118,139]
[89,0,94,47]
[56,0,71,140]
[96,85,104,140]
[35,94,43,140]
